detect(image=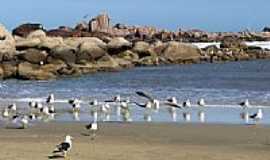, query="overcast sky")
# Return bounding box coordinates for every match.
[0,0,269,32]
